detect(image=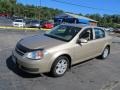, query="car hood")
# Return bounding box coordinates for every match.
[19,34,66,49]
